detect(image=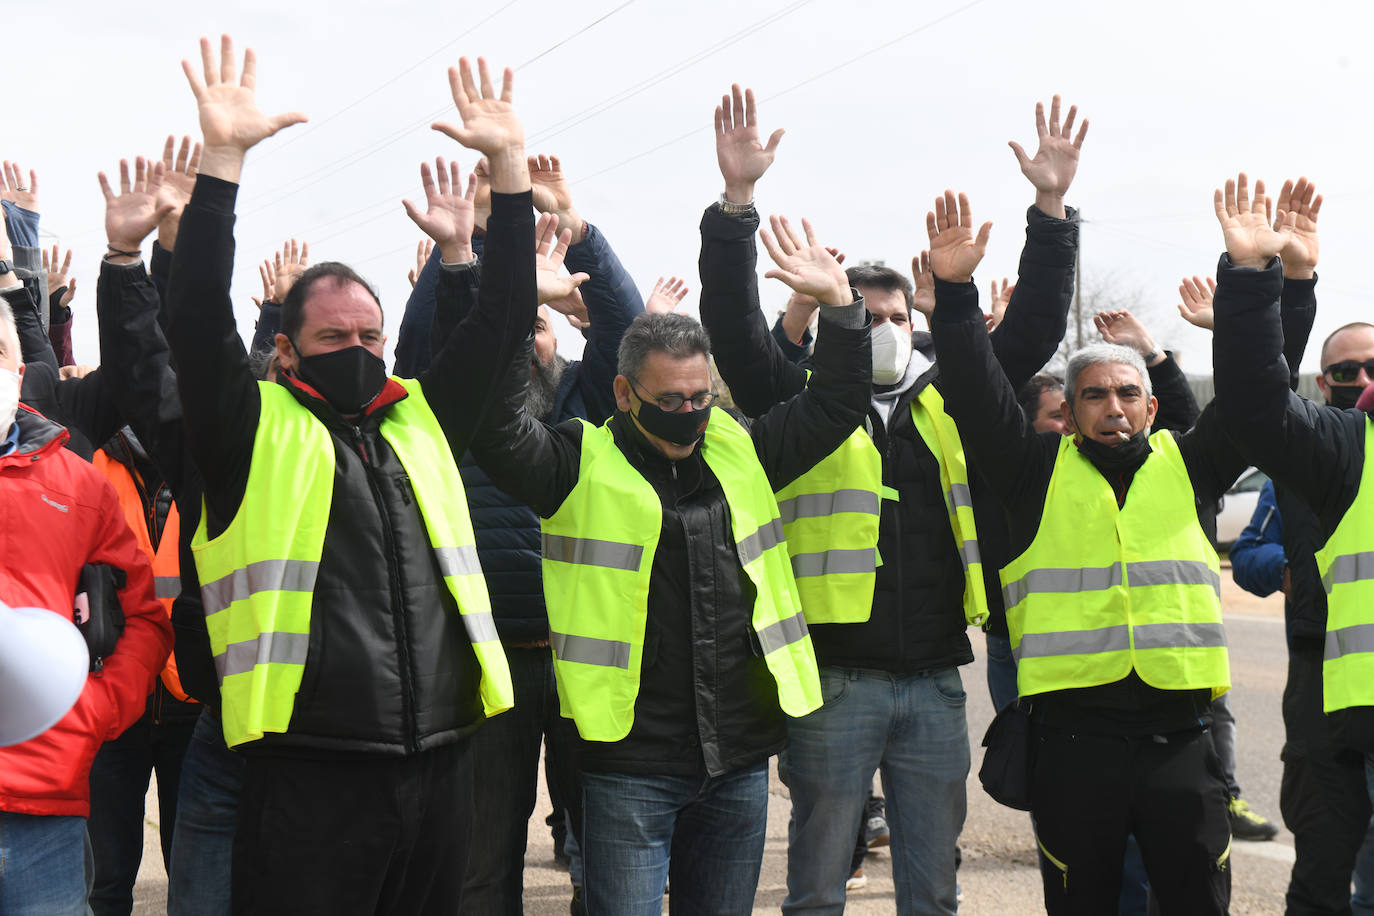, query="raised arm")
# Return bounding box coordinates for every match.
[165,35,307,532]
[927,190,1051,507]
[992,95,1086,387]
[1094,308,1198,433]
[1276,177,1321,390]
[698,84,807,417]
